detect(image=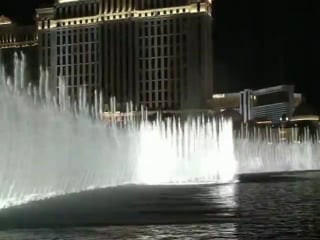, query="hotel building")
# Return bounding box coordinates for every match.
[35,0,214,110]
